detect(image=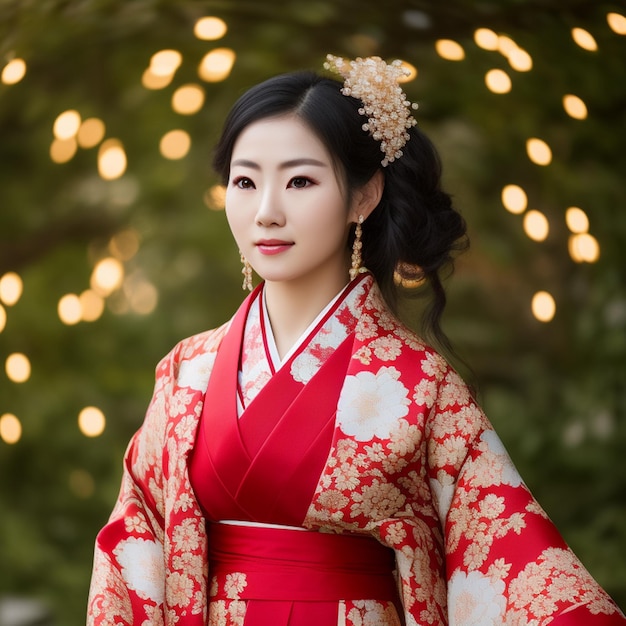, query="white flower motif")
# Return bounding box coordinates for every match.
[480,430,524,487]
[113,537,164,603]
[291,351,321,384]
[177,352,216,391]
[336,367,409,441]
[429,473,455,522]
[448,569,506,626]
